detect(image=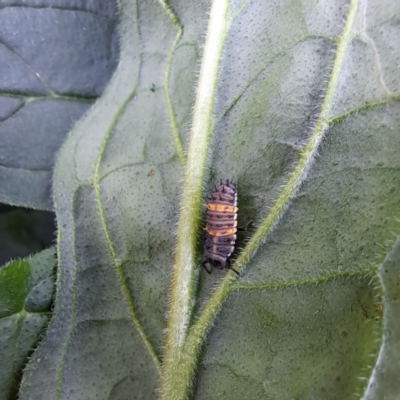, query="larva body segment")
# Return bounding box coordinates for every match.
[203,179,239,275]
